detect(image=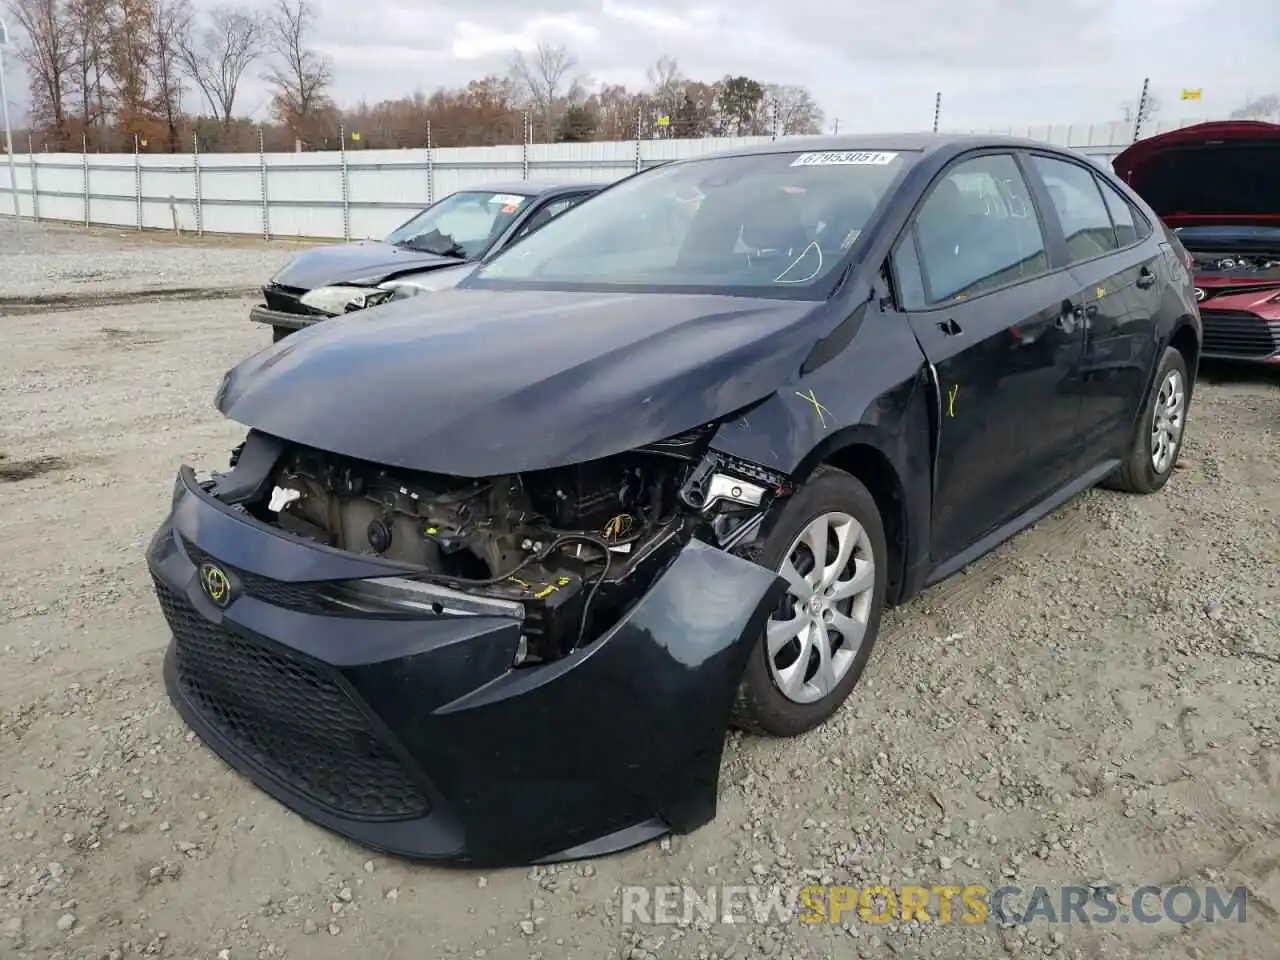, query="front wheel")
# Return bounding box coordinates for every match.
[730,466,888,738]
[1100,346,1189,494]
